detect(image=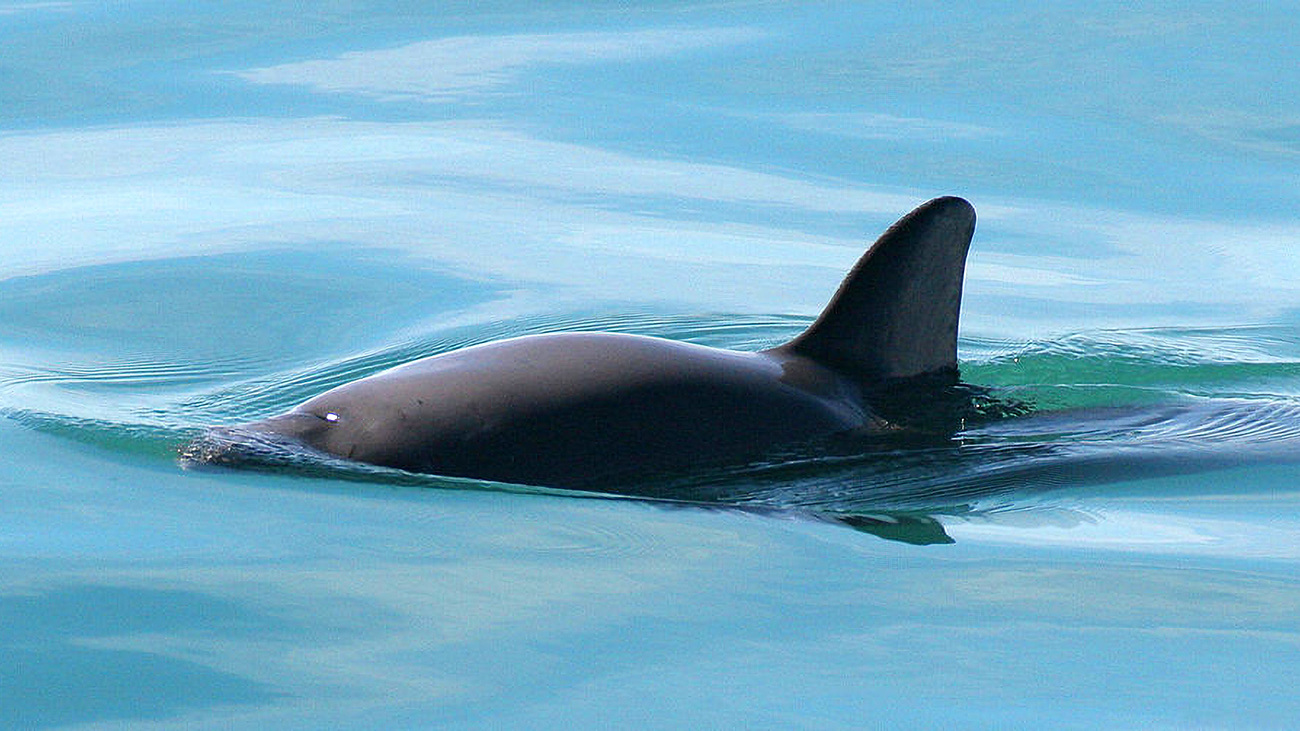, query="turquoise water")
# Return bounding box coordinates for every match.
[4,2,1300,728]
